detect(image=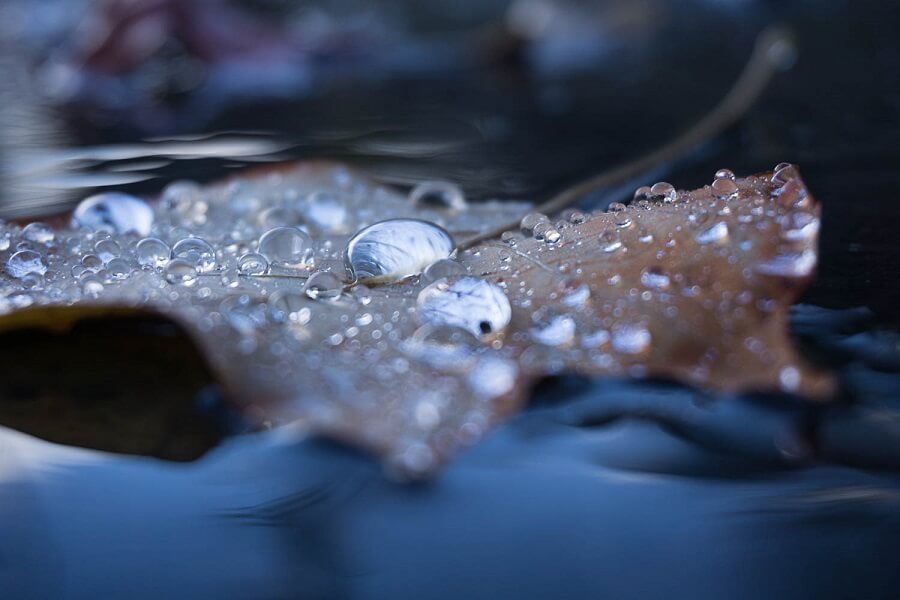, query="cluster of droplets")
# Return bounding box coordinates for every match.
[0,163,819,473]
